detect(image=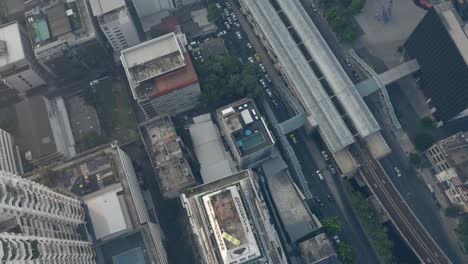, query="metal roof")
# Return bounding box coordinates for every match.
[276,0,380,138]
[89,0,125,16]
[241,0,354,152]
